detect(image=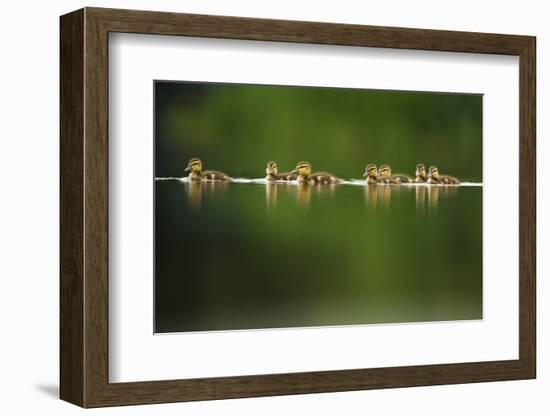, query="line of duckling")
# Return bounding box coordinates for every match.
[185,158,460,185]
[364,163,460,185]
